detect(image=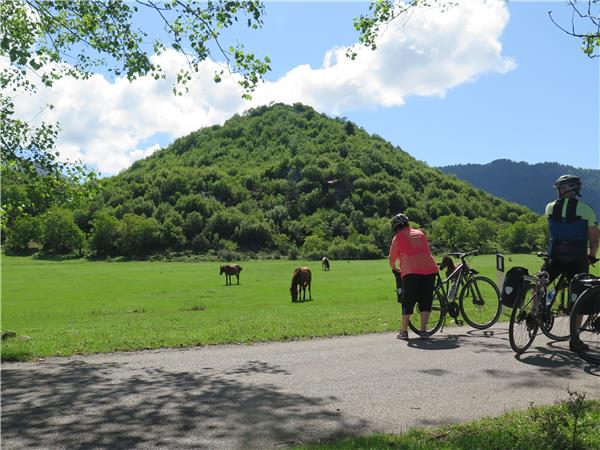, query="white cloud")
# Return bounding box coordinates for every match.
[252,0,515,112]
[8,0,514,175]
